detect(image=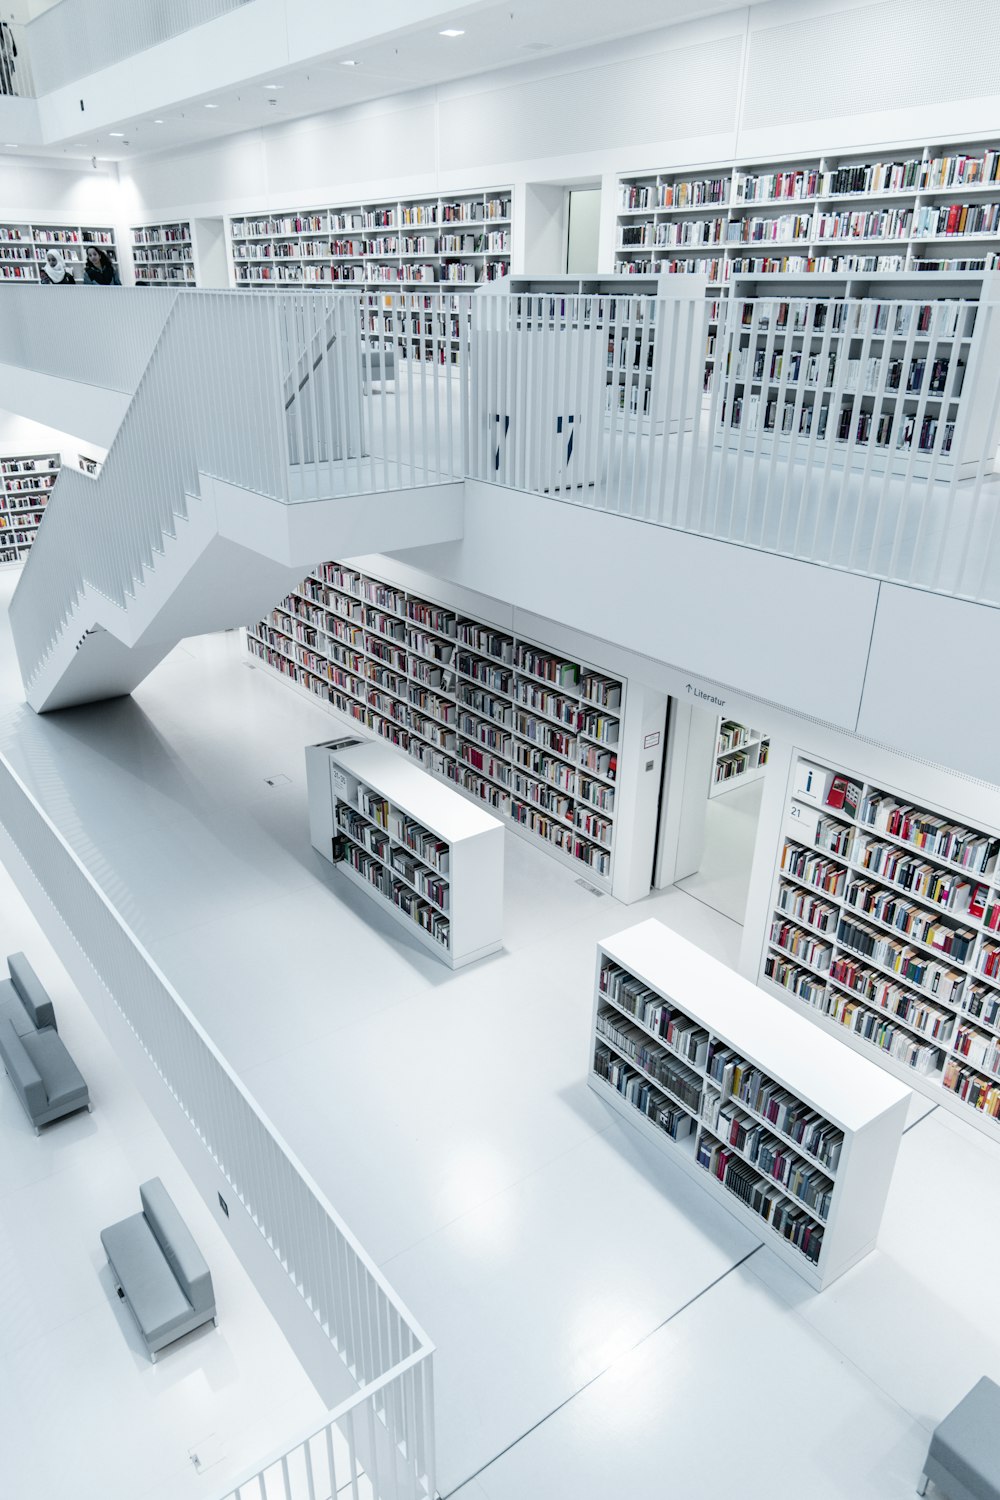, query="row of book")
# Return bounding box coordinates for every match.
[829,955,955,1041]
[622,151,1000,213]
[844,878,976,960]
[857,837,987,915]
[727,347,960,398]
[695,1137,824,1264]
[943,1060,1000,1119]
[707,1042,843,1170]
[341,841,450,947]
[232,201,512,240]
[723,395,957,454]
[913,202,1000,237]
[835,913,967,1001]
[599,964,710,1067]
[703,1099,833,1219]
[255,569,623,879]
[860,789,999,874]
[780,841,847,897]
[593,1043,696,1143]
